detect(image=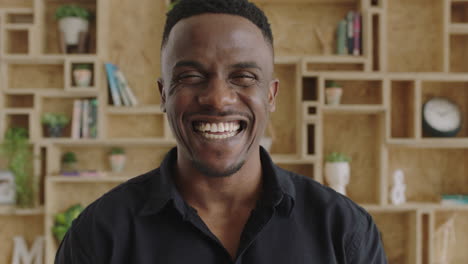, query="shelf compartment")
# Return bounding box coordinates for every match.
[0,215,44,264]
[255,1,361,56]
[323,79,383,105]
[43,0,97,54]
[5,113,30,137]
[323,112,384,204]
[433,211,468,263]
[387,0,443,72]
[451,1,468,23]
[7,63,64,89]
[65,58,98,91]
[421,81,468,138]
[270,63,299,155]
[41,97,96,139]
[6,12,33,24]
[388,147,468,203]
[276,162,314,180]
[49,145,172,177]
[106,114,164,139]
[450,35,468,72]
[3,28,30,55]
[390,80,416,139]
[4,94,34,108]
[302,77,318,102]
[369,211,418,264]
